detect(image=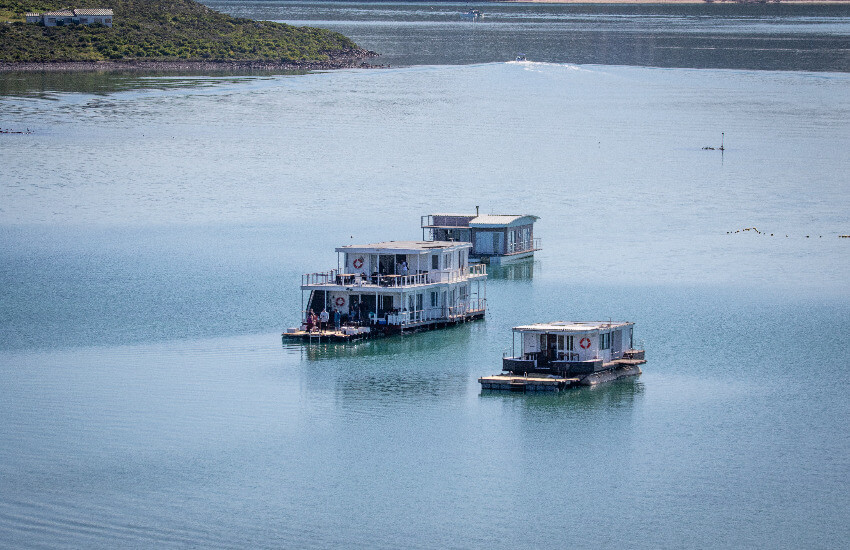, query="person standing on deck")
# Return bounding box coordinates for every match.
[333,308,341,330]
[319,308,329,331]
